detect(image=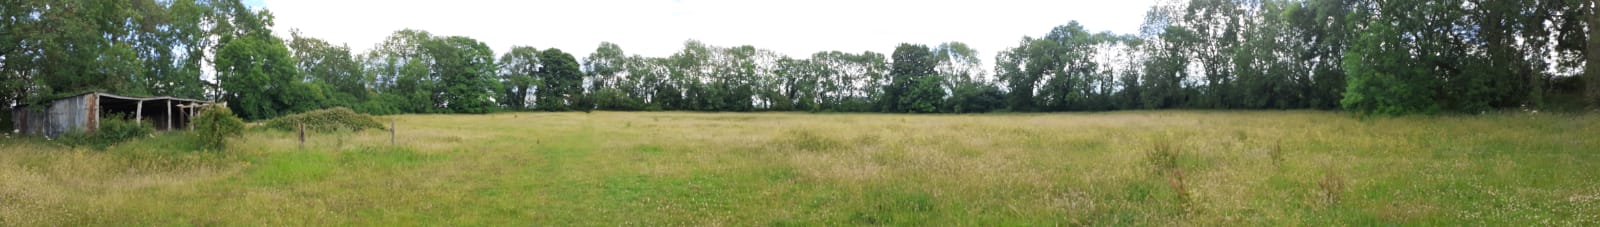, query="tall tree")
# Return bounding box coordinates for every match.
[288,30,367,106]
[364,29,439,113]
[535,48,582,111]
[1587,0,1600,107]
[585,42,643,110]
[498,46,540,110]
[425,36,499,114]
[886,44,943,113]
[214,10,319,119]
